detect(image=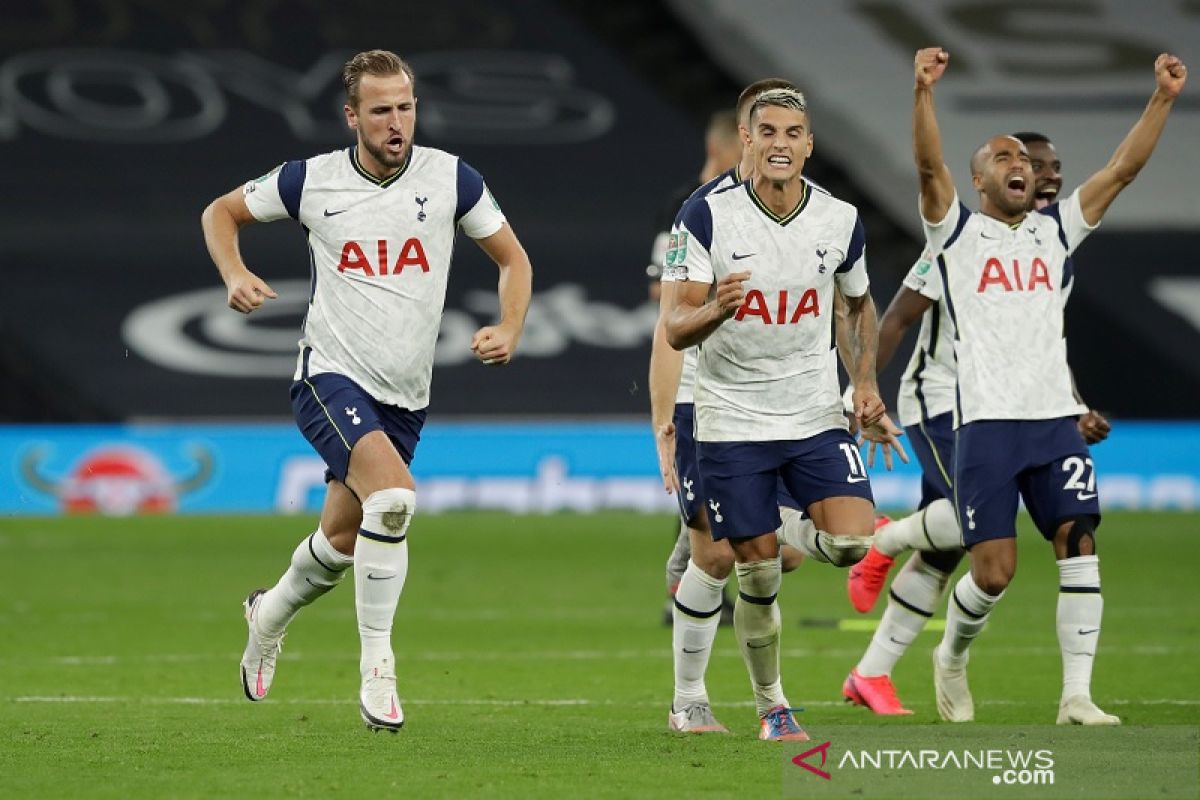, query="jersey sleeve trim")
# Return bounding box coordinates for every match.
[679,198,713,251]
[837,214,867,273]
[455,160,486,224]
[278,160,306,221]
[941,201,972,250]
[1036,201,1071,252]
